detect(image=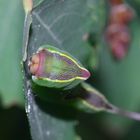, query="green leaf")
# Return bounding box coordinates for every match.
[0,0,24,106]
[25,90,77,140]
[23,0,107,140]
